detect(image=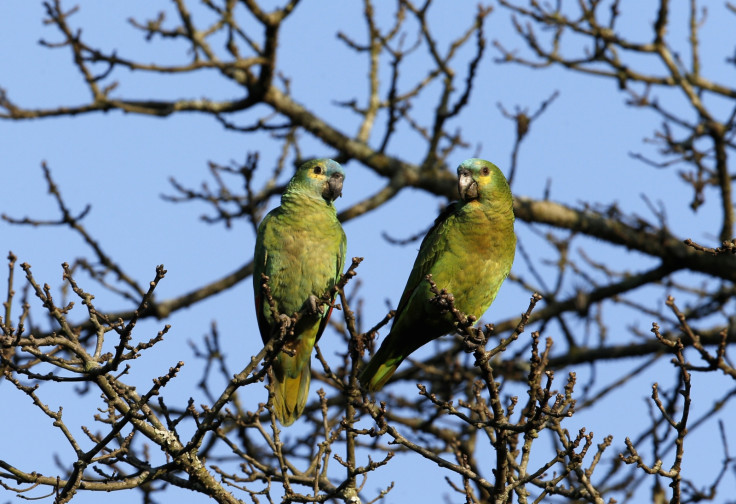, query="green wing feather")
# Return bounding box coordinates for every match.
[392,202,459,320]
[358,204,458,391]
